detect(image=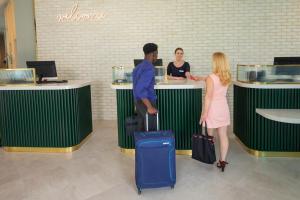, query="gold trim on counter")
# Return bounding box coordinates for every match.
[235,136,300,157]
[120,148,135,155]
[3,133,92,153]
[120,148,192,156]
[176,150,192,155]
